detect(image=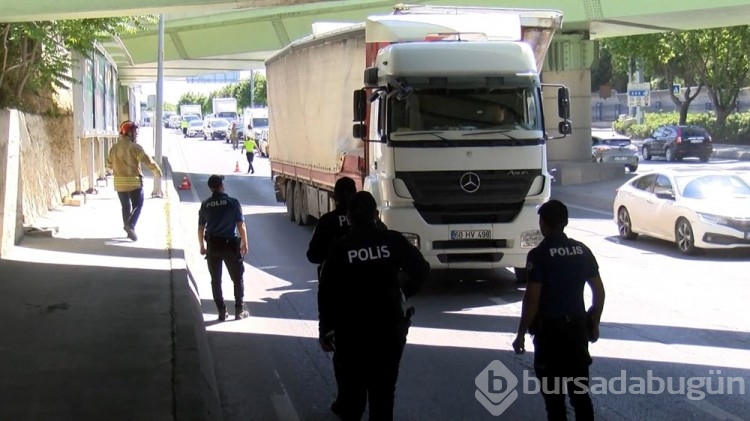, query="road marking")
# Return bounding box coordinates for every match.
[566,203,613,217]
[687,398,744,421]
[271,369,300,421]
